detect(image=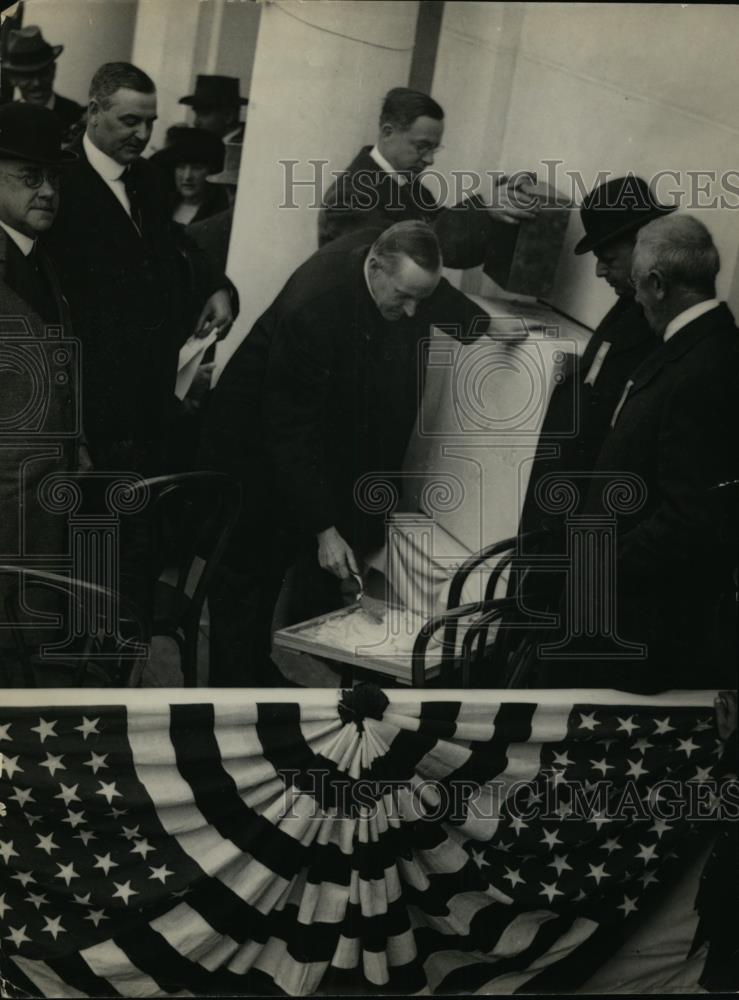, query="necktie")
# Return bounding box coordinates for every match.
[121,166,144,235]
